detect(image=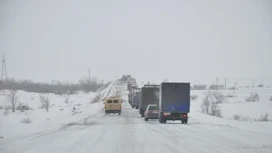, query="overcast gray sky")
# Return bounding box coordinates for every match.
[0,0,272,85]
